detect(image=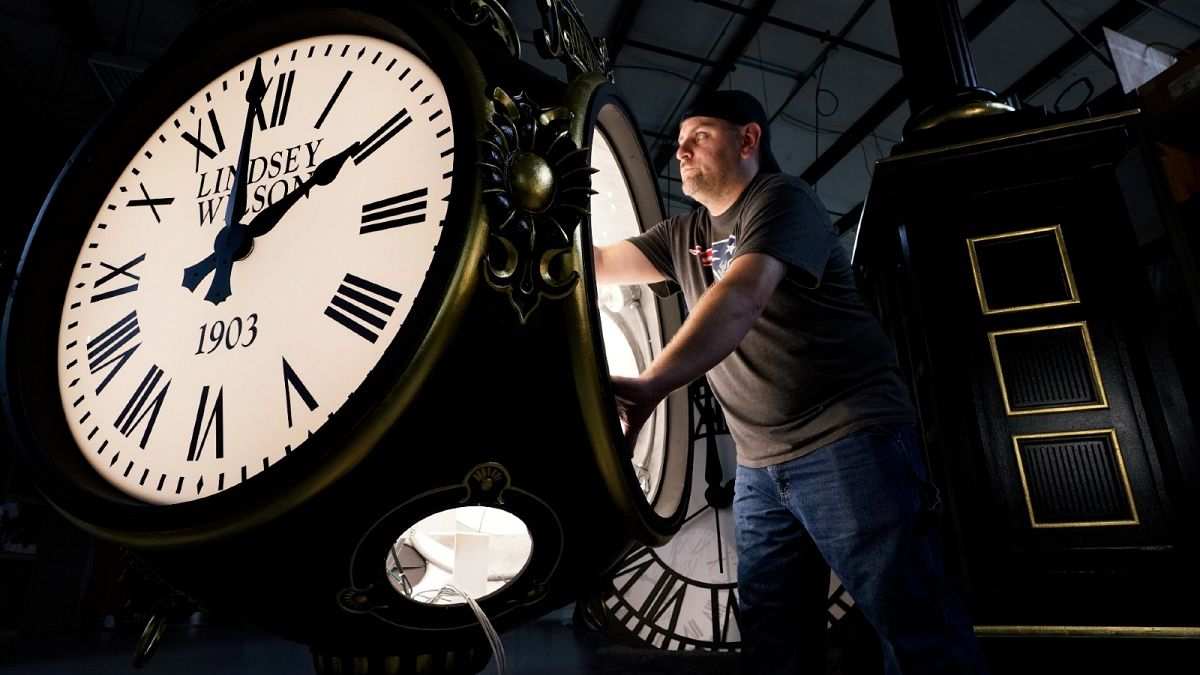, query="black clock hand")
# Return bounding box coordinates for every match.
[226,58,268,229]
[703,433,734,509]
[713,503,726,575]
[182,142,359,301]
[243,142,359,239]
[182,143,360,300]
[182,59,266,303]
